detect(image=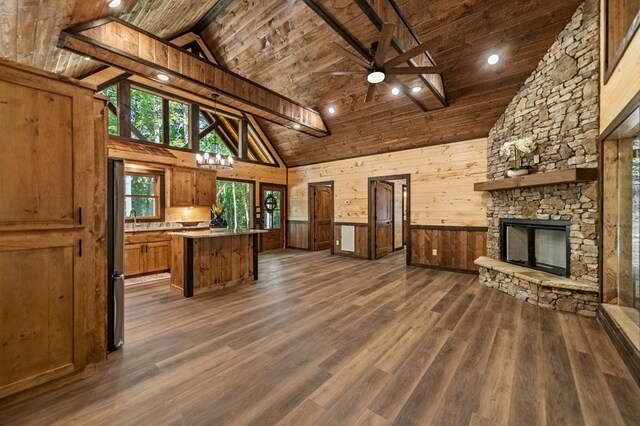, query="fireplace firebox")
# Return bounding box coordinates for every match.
[500,219,571,277]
